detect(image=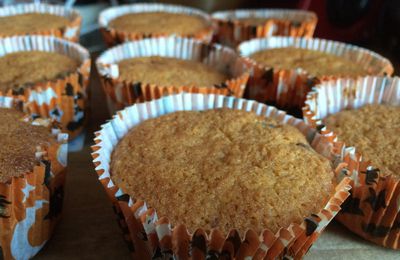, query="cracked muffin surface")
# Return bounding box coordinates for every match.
[111,109,334,234]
